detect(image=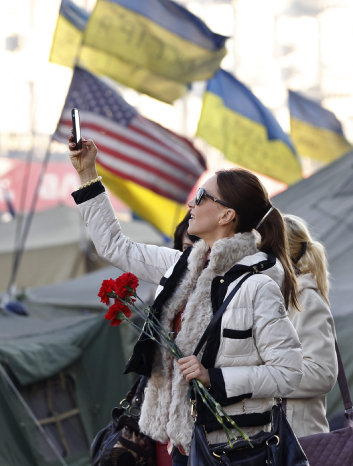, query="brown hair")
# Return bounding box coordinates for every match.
[173,211,199,252]
[284,214,329,304]
[216,168,299,310]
